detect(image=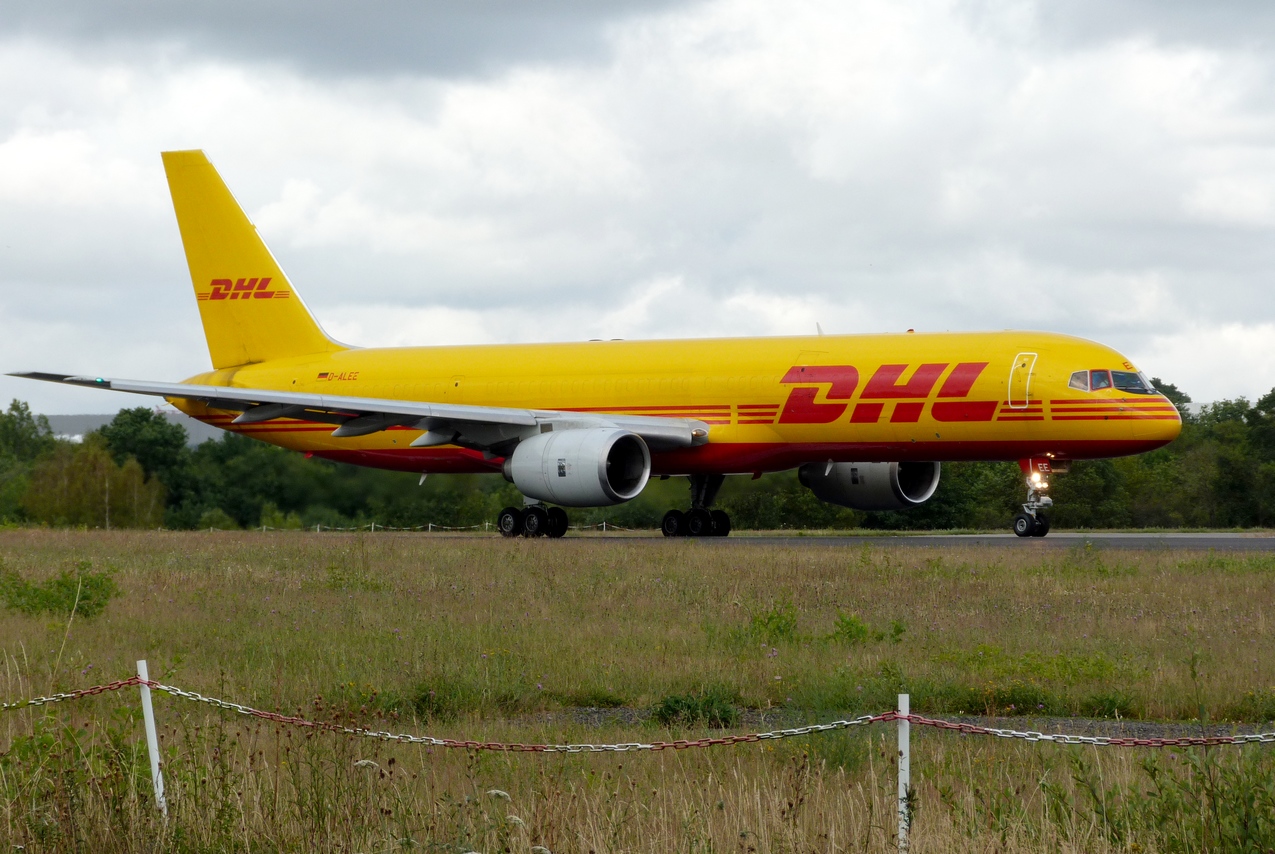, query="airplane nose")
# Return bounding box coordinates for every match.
[1131,404,1182,446]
